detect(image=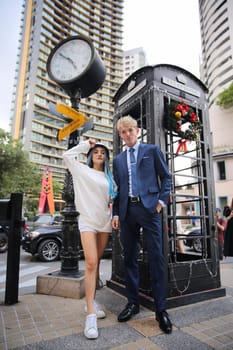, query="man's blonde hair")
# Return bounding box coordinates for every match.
[116,115,138,131]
